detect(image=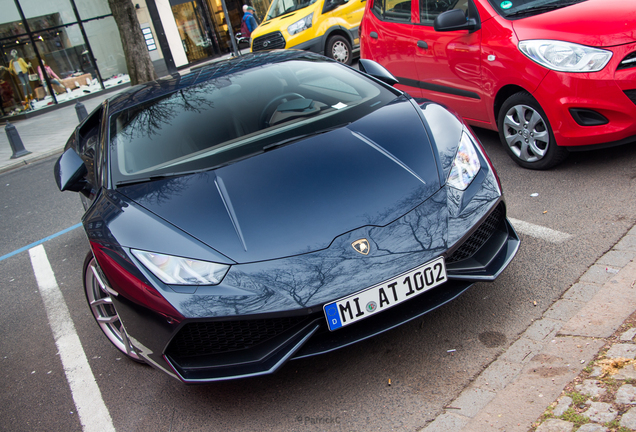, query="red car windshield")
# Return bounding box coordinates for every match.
[488,0,587,19]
